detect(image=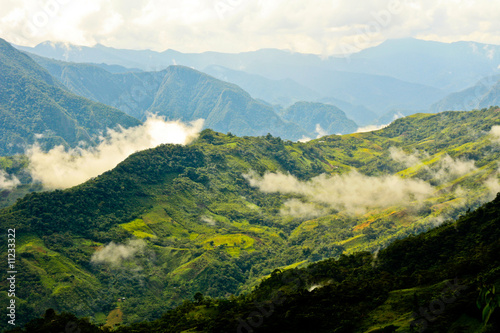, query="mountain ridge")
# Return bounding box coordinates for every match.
[0,38,141,155]
[21,51,359,139]
[16,38,466,115]
[2,108,500,330]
